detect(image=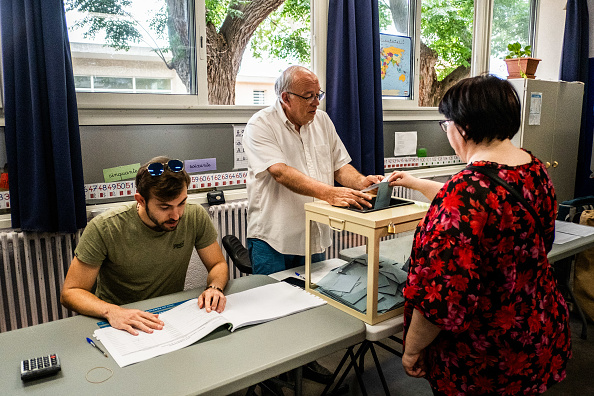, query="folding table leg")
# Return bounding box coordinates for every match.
[322,342,368,396]
[368,343,391,396]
